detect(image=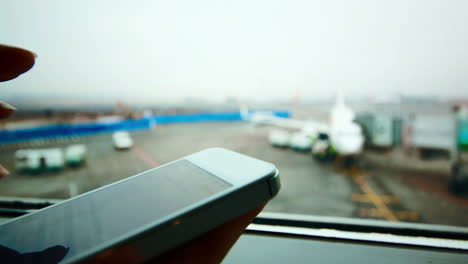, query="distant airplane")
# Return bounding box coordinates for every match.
[241,93,364,163]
